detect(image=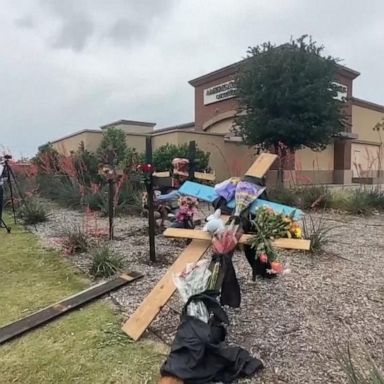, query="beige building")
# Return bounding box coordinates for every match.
[49,120,254,182]
[47,61,384,186]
